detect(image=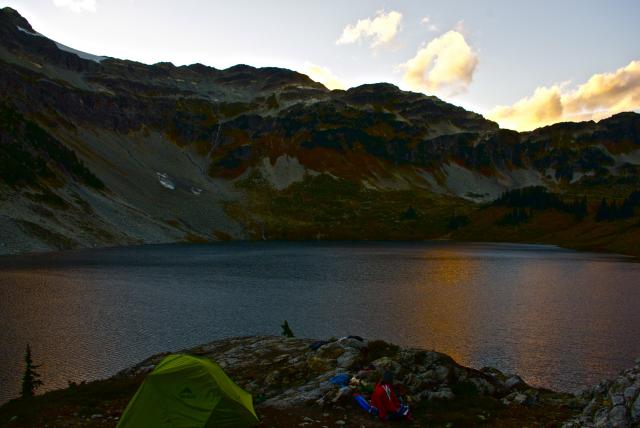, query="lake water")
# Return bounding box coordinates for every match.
[1,241,639,403]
